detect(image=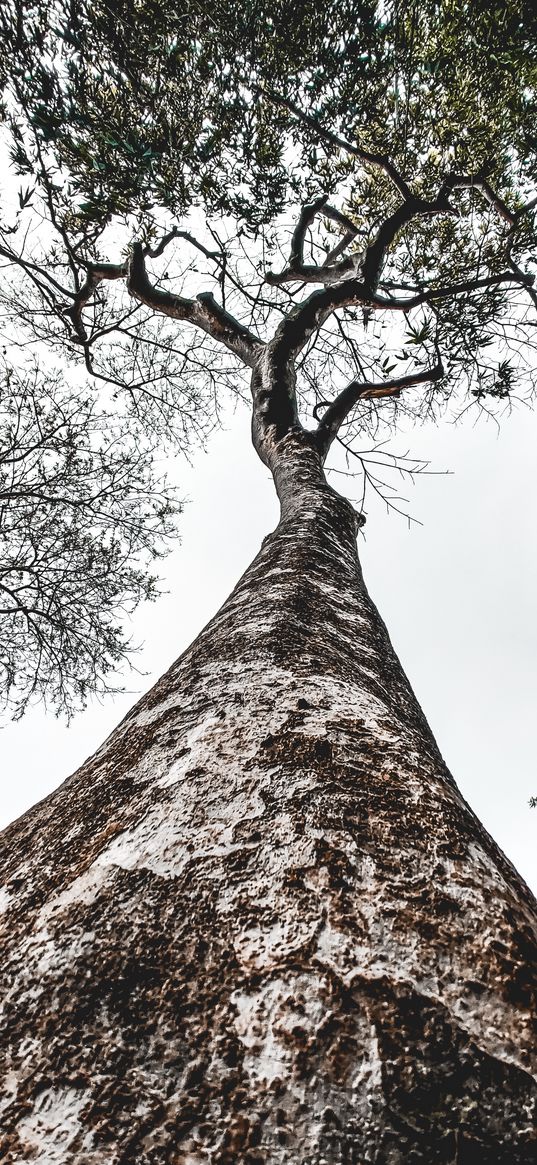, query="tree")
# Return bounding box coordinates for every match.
[0,360,179,718]
[0,2,536,1161]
